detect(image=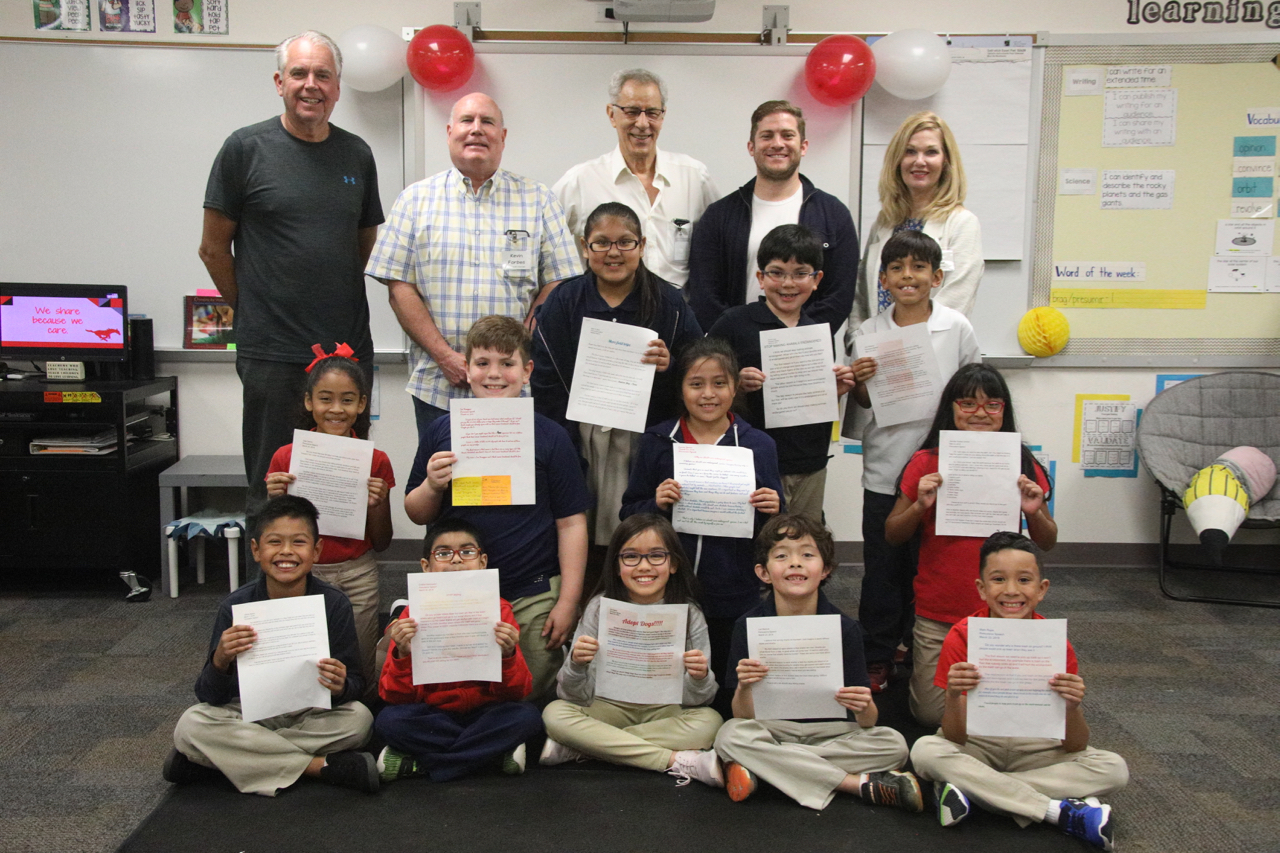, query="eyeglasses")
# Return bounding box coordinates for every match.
[587,238,641,253]
[431,547,482,562]
[762,269,818,283]
[619,550,670,567]
[611,104,666,121]
[954,398,1006,415]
